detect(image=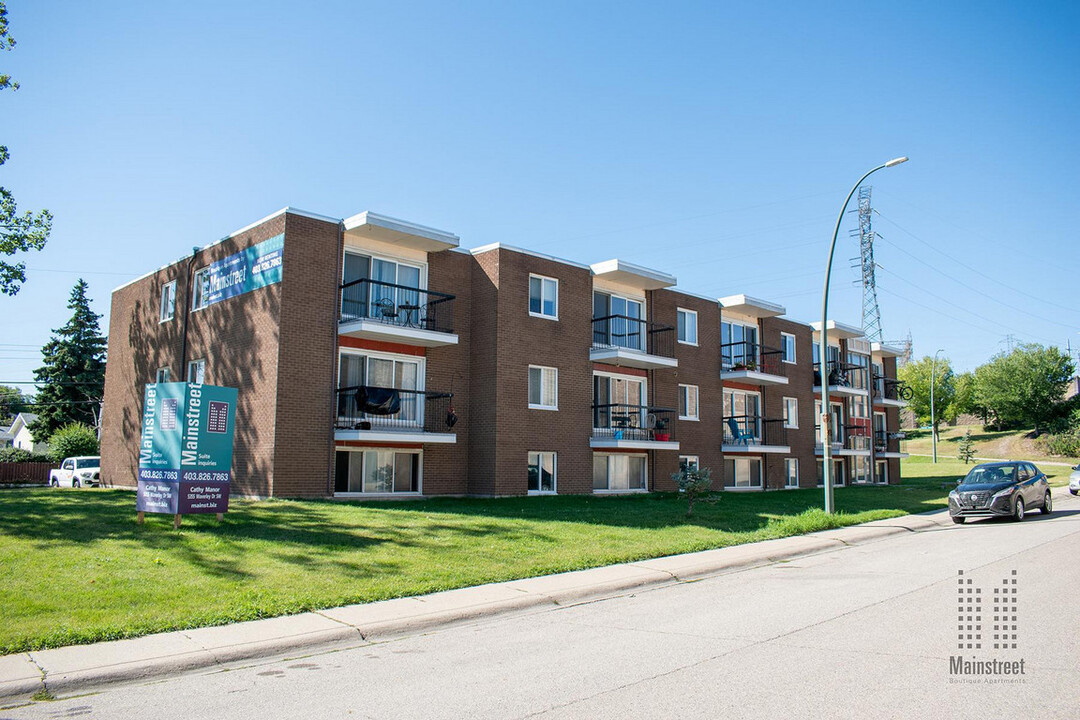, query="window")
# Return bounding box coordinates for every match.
[160,281,177,322]
[528,452,557,493]
[850,395,869,419]
[338,351,423,425]
[852,456,871,484]
[593,454,647,491]
[679,384,699,421]
[781,333,796,364]
[187,359,205,384]
[875,460,889,485]
[155,367,171,383]
[529,275,558,319]
[785,458,799,488]
[593,292,645,351]
[723,388,761,442]
[334,449,421,494]
[783,397,798,429]
[528,366,558,409]
[721,321,758,368]
[593,372,646,430]
[817,459,845,487]
[679,455,699,472]
[724,457,762,488]
[340,251,426,325]
[677,308,698,345]
[192,268,211,310]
